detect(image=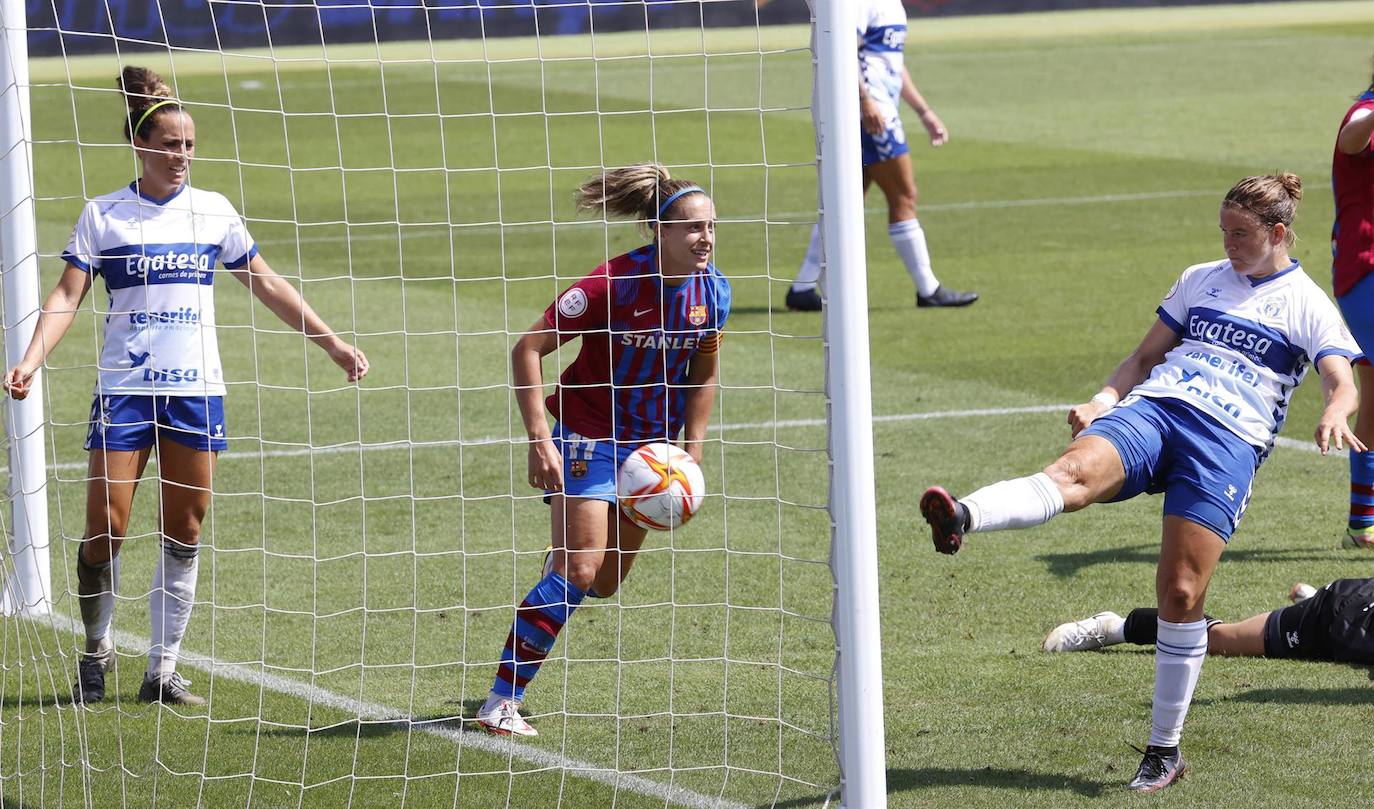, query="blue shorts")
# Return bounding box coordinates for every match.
[1336,272,1374,366]
[860,113,909,166]
[86,394,227,452]
[545,422,639,504]
[1082,395,1260,542]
